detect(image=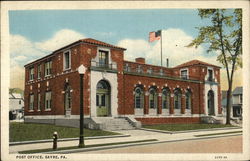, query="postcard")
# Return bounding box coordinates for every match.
[1,1,250,161]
